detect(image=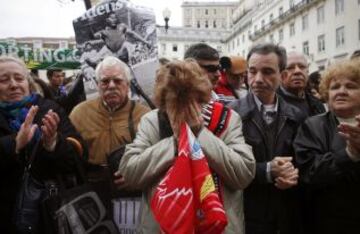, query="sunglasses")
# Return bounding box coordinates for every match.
[199,64,221,73]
